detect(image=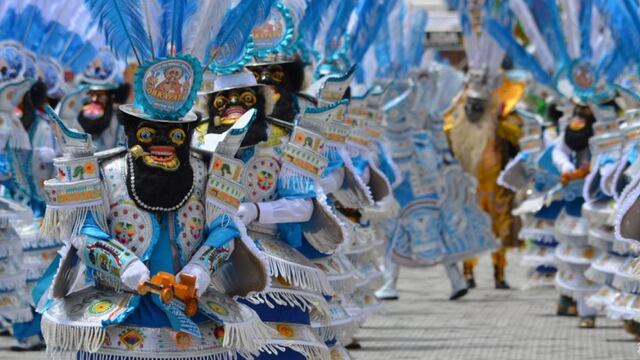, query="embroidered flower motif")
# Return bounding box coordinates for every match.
[118,328,144,350]
[114,222,136,245]
[84,162,96,175]
[207,301,227,316]
[256,170,274,191]
[88,299,115,316]
[174,332,191,349]
[213,159,223,171]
